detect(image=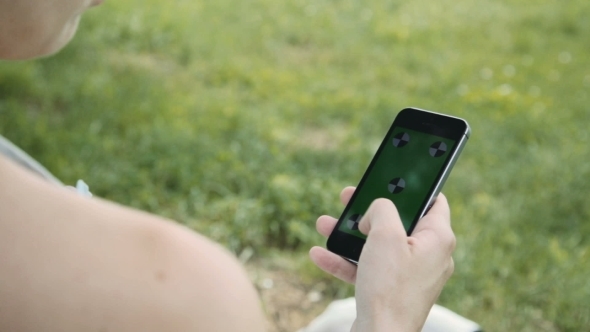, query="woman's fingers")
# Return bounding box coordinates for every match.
[316,187,357,238]
[411,193,456,254]
[316,215,338,238]
[340,186,356,206]
[309,246,357,284]
[311,186,359,281]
